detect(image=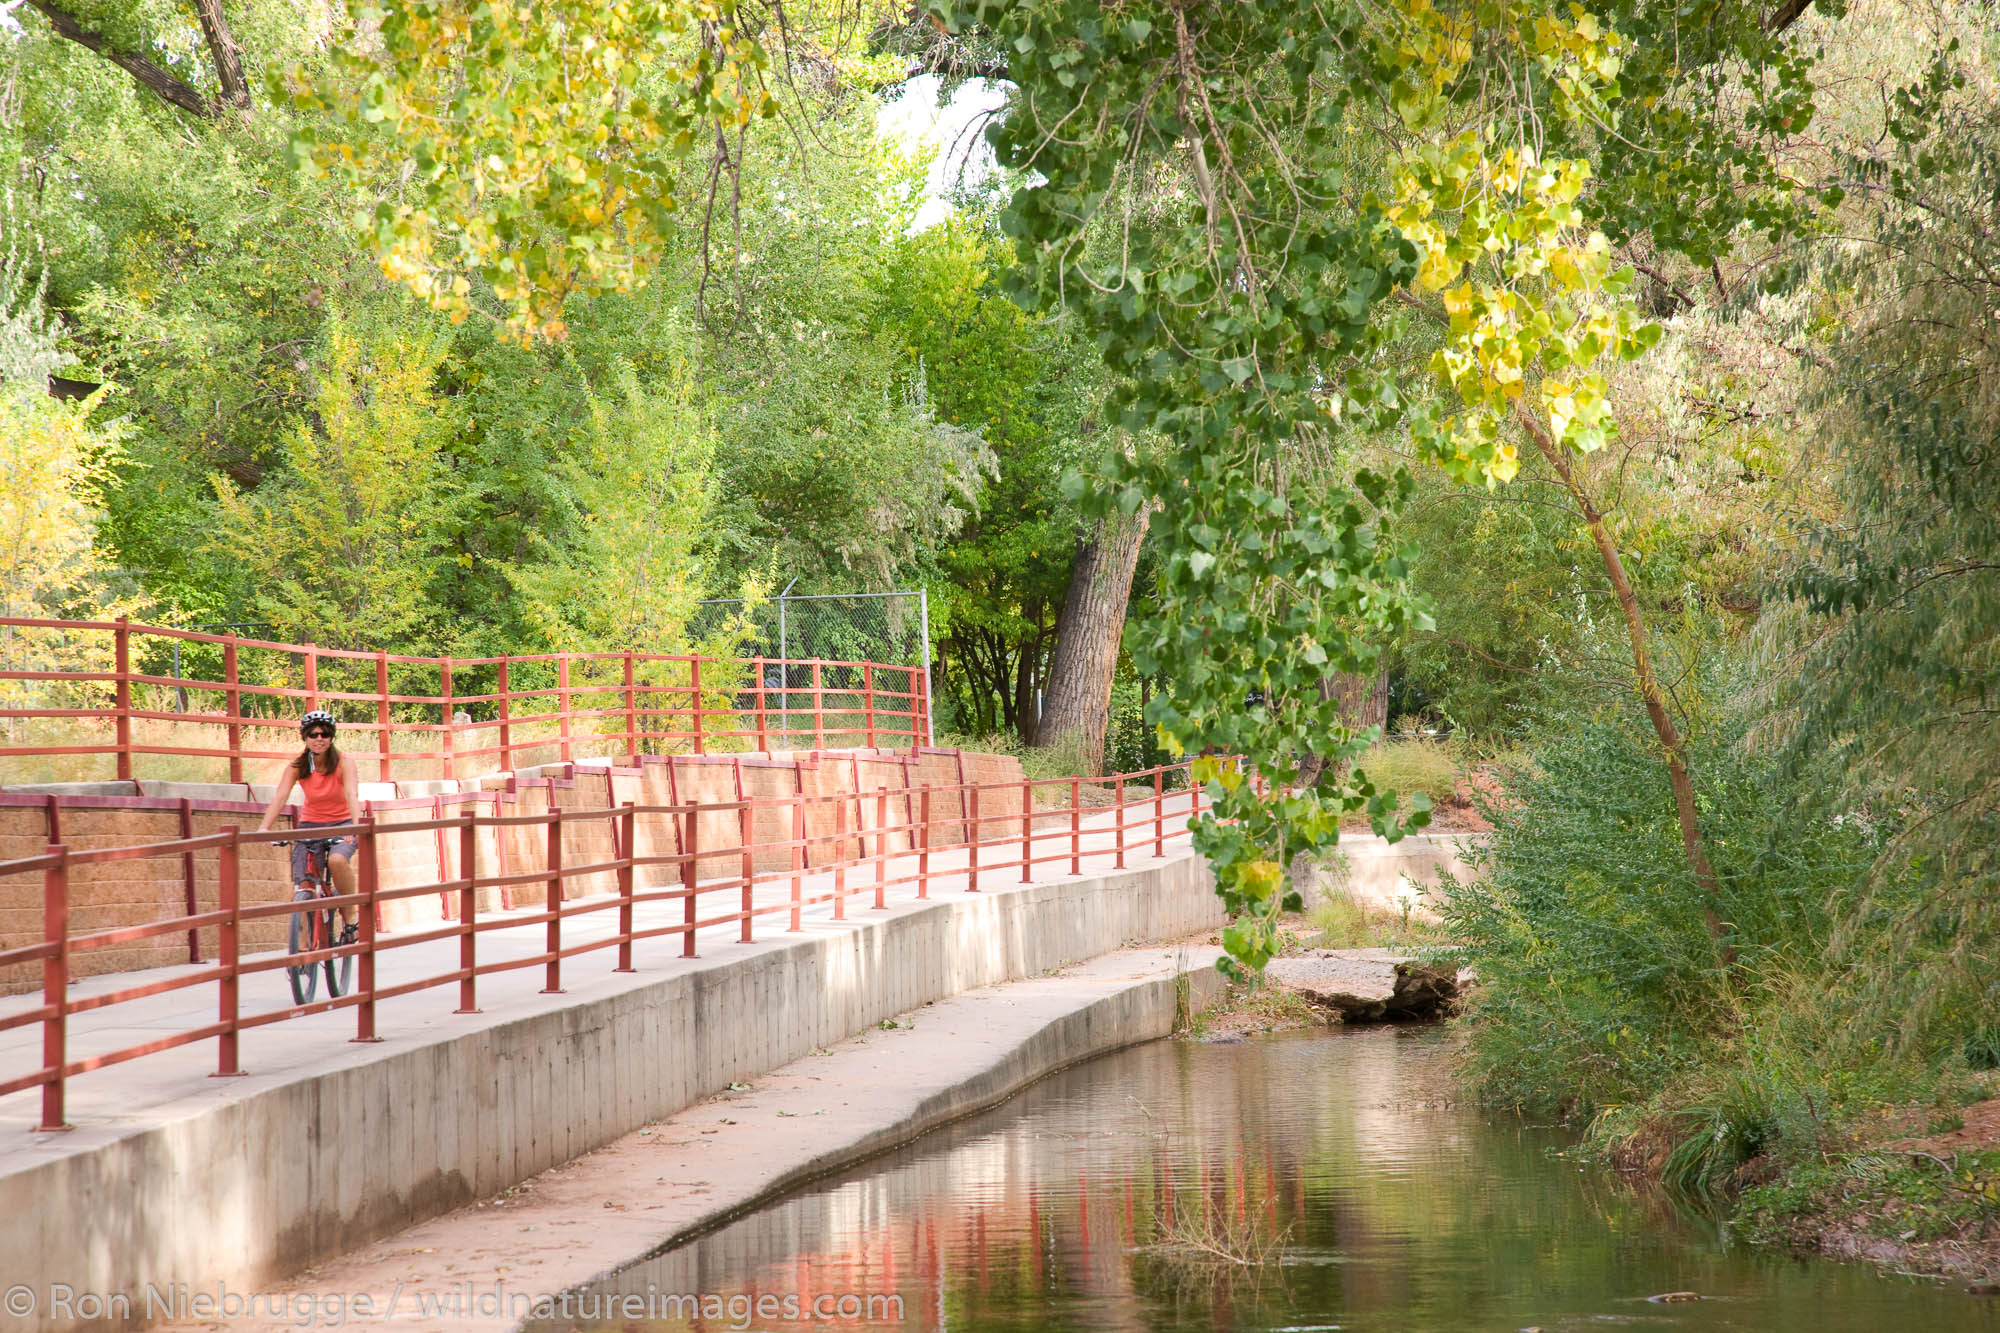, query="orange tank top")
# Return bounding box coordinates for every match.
[297,762,350,823]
